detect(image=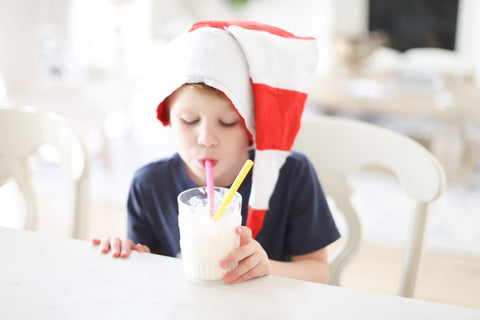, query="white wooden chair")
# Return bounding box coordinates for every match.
[0,106,90,239]
[293,115,446,297]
